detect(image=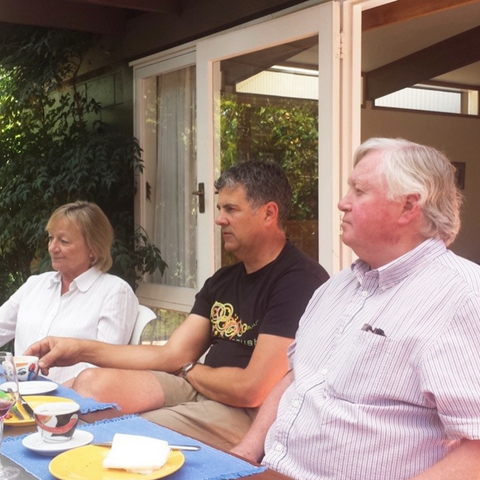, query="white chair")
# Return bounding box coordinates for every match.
[129,305,157,345]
